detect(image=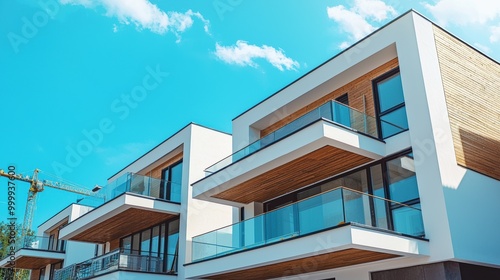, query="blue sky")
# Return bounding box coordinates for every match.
[0,0,499,229]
